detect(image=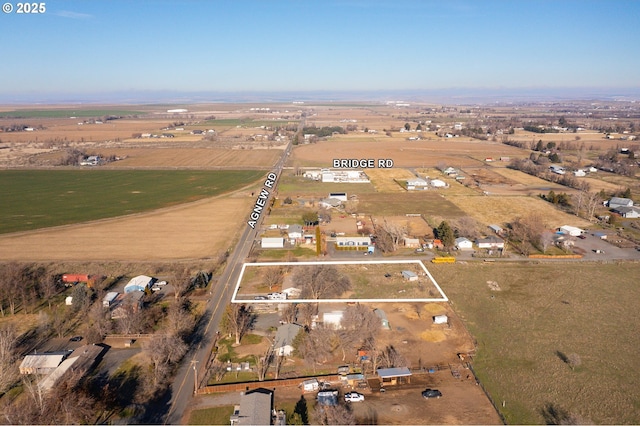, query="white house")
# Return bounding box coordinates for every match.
[612,206,640,218]
[273,324,303,356]
[433,315,448,325]
[335,236,371,247]
[287,224,304,242]
[608,197,633,209]
[261,237,284,249]
[406,177,428,190]
[573,169,586,177]
[430,179,447,188]
[404,237,420,248]
[476,236,505,249]
[455,237,473,250]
